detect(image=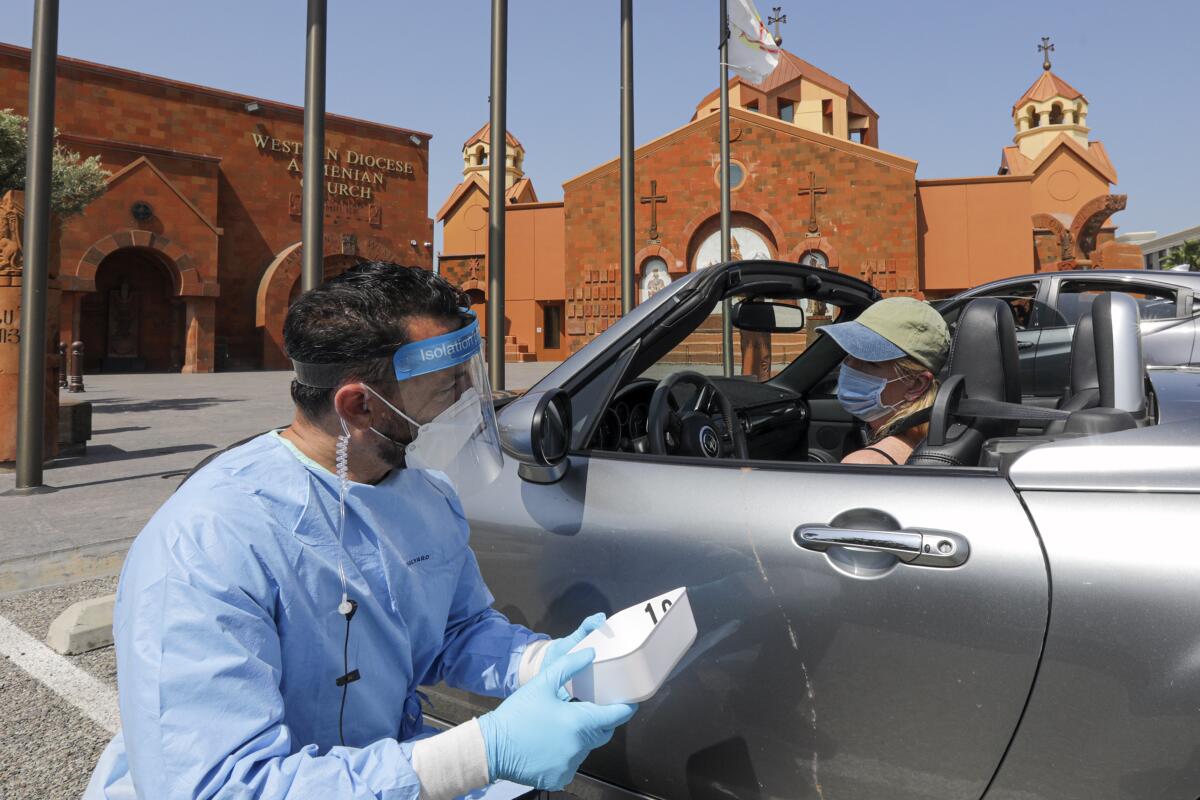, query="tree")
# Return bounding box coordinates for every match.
[0,108,108,218]
[1161,239,1200,272]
